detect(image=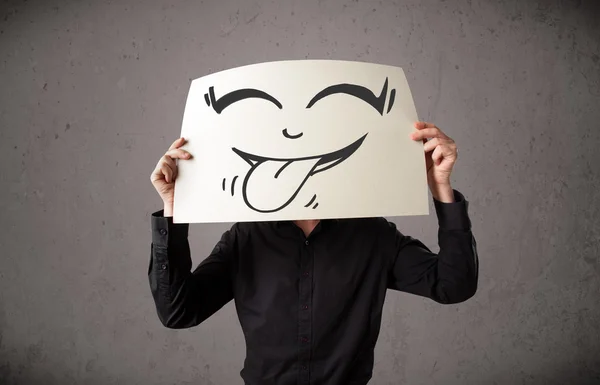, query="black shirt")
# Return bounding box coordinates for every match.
[148,190,478,385]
